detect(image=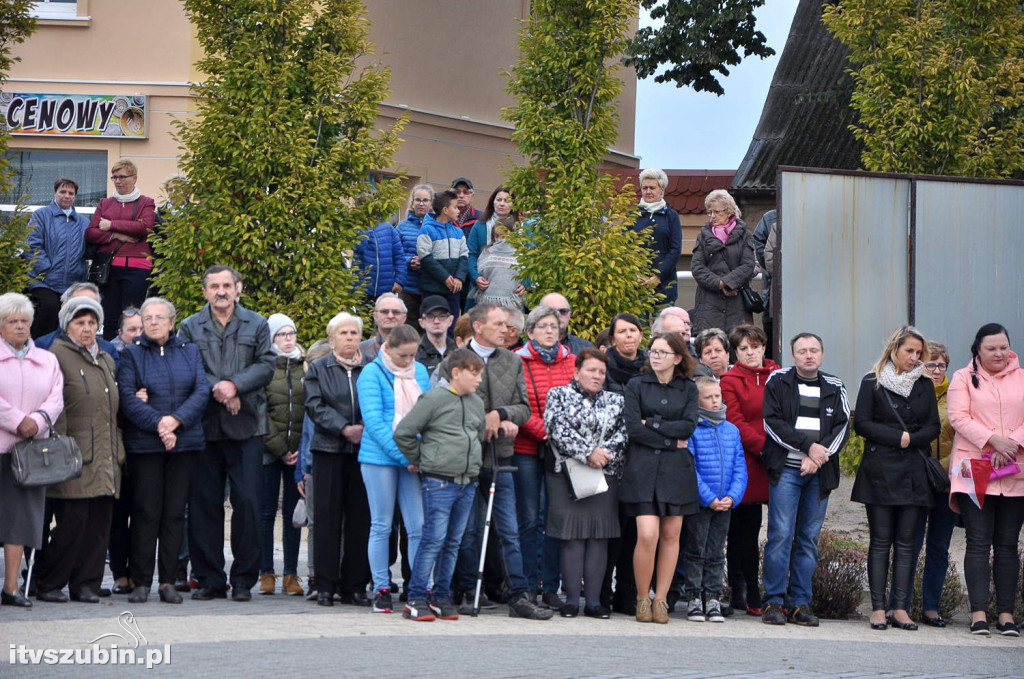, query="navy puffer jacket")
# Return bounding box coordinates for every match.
[395,212,425,294]
[117,332,210,454]
[355,221,407,297]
